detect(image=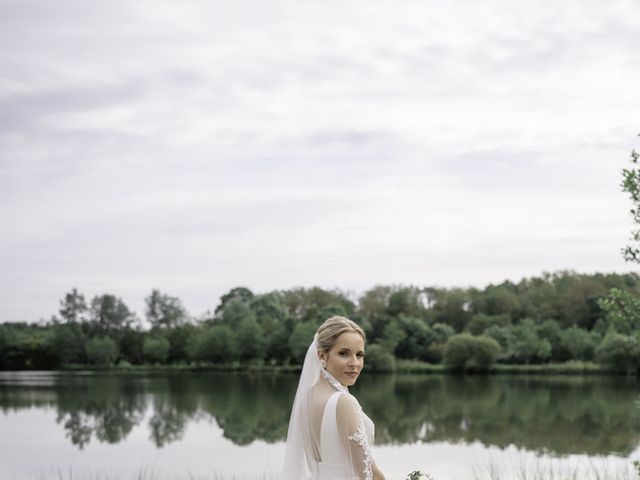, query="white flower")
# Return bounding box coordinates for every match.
[406,470,434,480]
